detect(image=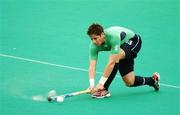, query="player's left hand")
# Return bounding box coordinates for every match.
[96,83,105,90]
